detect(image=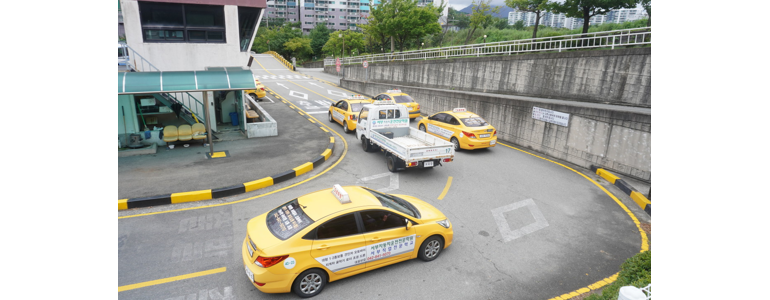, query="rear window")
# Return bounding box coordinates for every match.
[461,117,489,127]
[363,188,421,218]
[393,95,414,103]
[350,103,366,112]
[267,199,314,240]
